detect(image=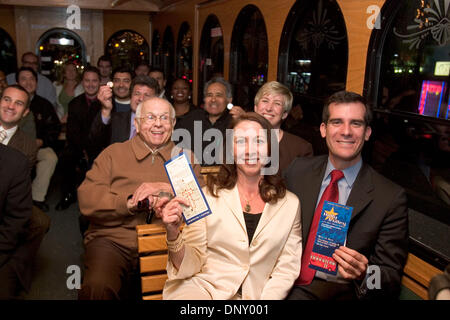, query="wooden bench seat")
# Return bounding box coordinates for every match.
[401,253,443,300]
[136,223,169,300]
